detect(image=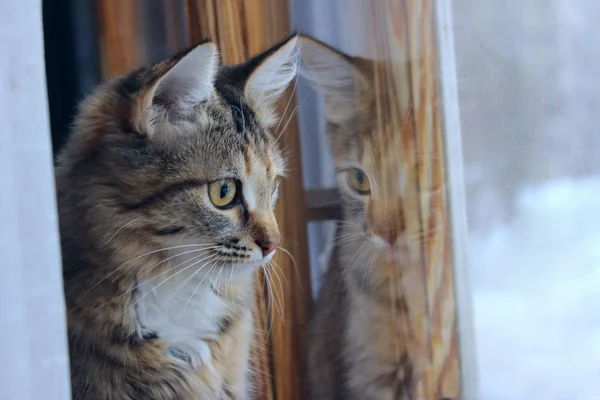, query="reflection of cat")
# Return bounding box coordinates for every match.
[300,35,424,400]
[56,36,298,399]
